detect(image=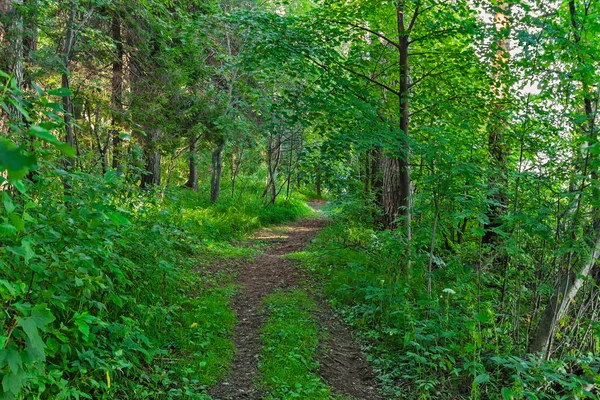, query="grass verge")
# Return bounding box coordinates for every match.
[1,172,313,399]
[259,289,332,400]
